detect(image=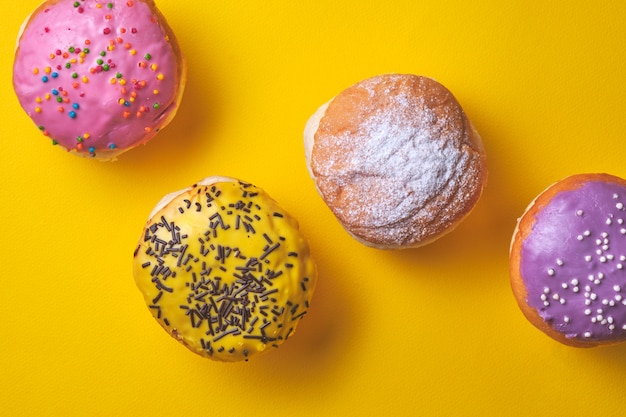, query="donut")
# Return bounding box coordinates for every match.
[13,0,186,160]
[133,177,317,361]
[510,173,626,347]
[304,73,487,249]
